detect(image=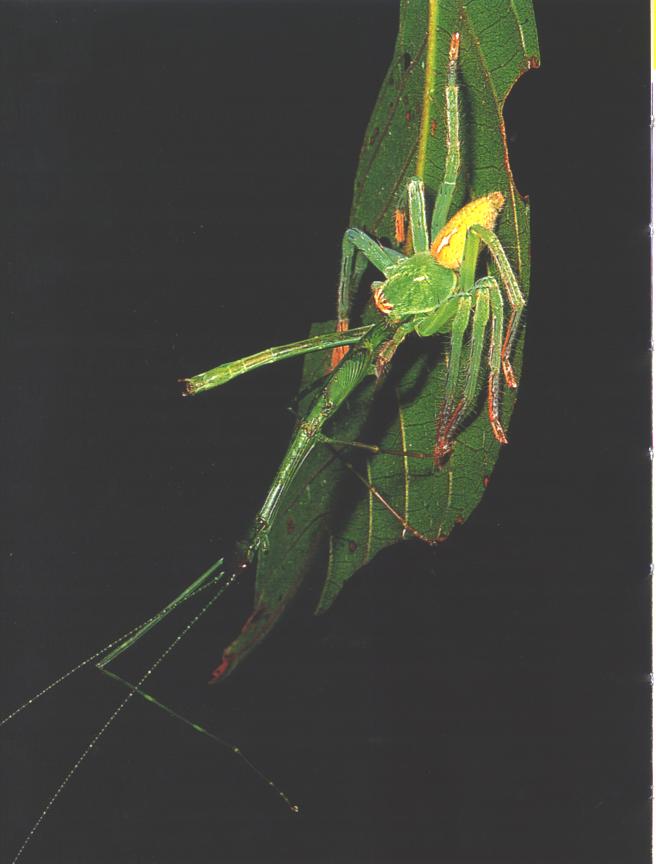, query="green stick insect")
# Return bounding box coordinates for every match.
[182,34,524,683]
[4,20,534,863]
